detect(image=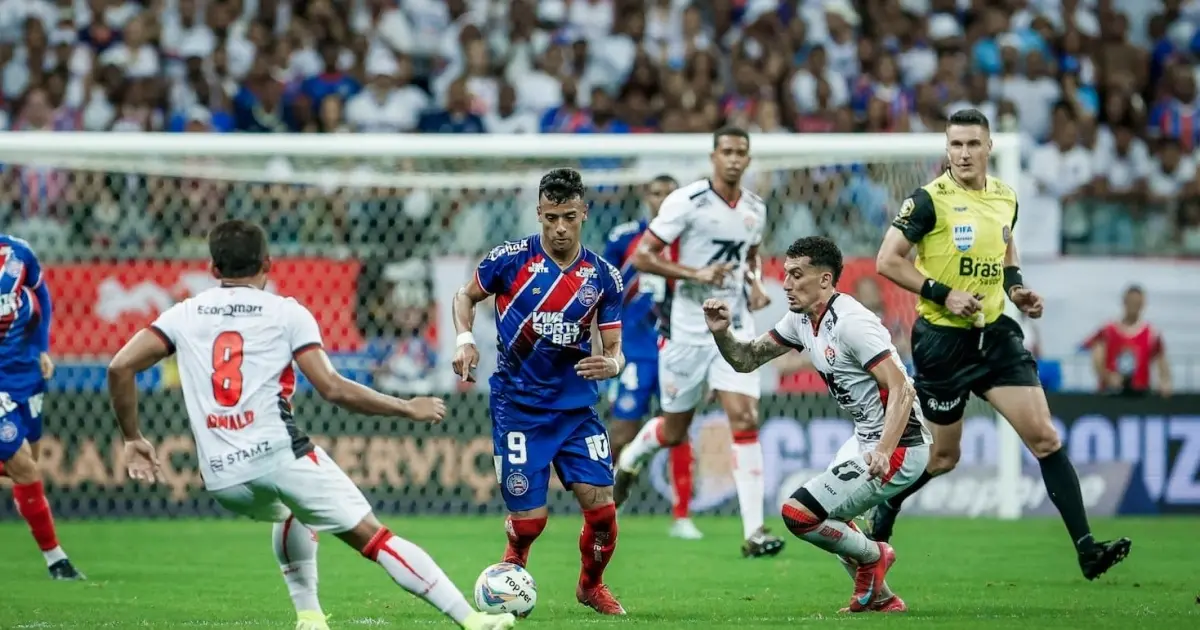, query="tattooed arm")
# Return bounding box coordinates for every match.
[702,298,793,373]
